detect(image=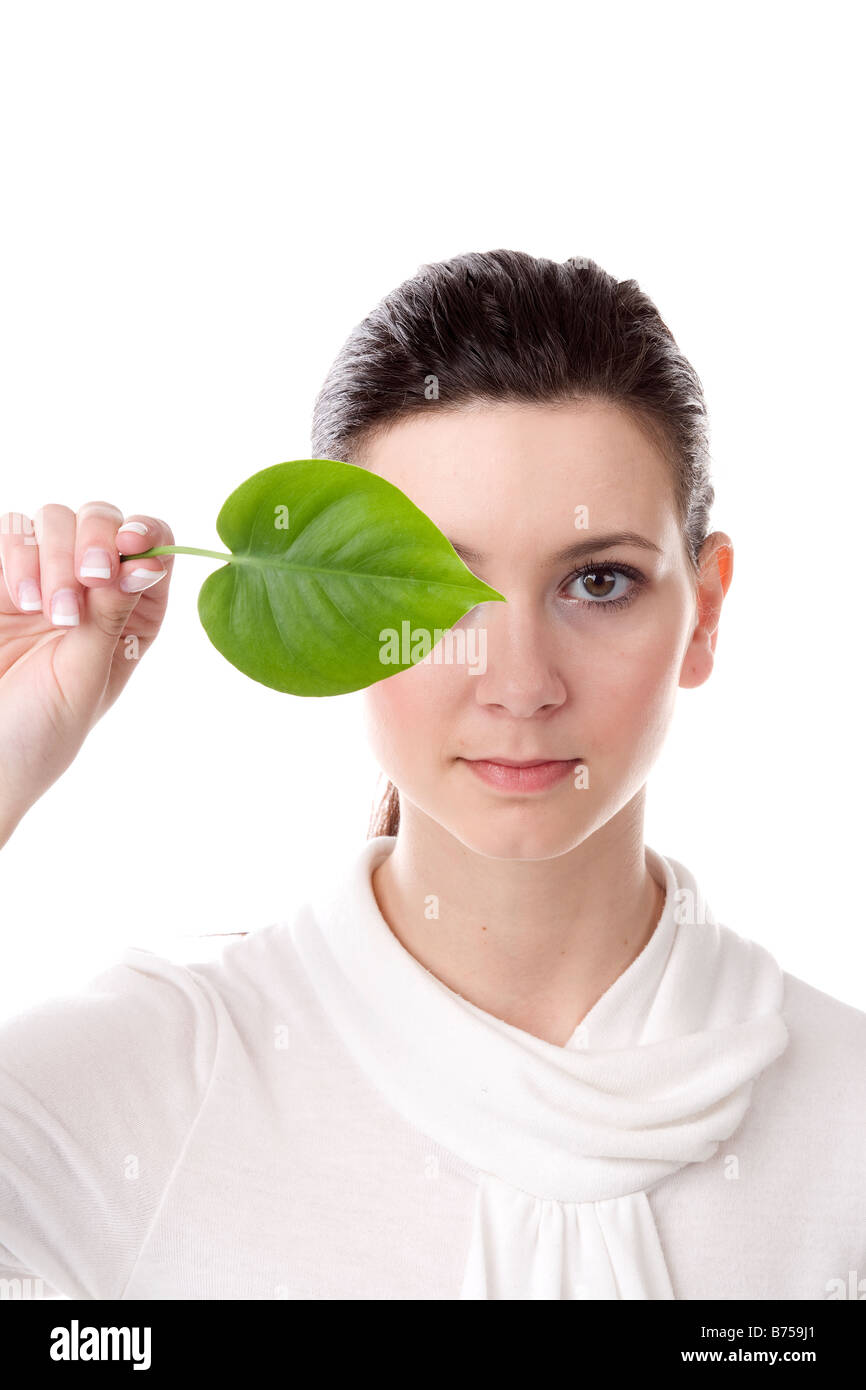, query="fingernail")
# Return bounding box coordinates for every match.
[51,589,80,625]
[17,579,42,611]
[119,565,166,593]
[80,546,113,579]
[117,522,149,537]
